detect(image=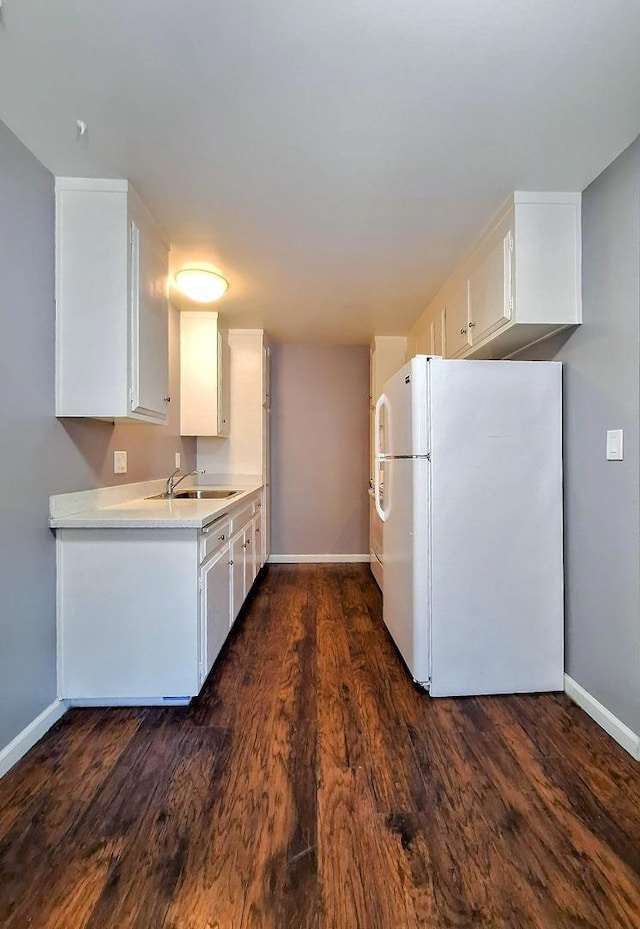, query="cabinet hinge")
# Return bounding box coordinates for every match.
[427,452,431,462]
[199,661,204,679]
[129,387,134,409]
[198,577,203,592]
[509,297,514,312]
[508,232,514,253]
